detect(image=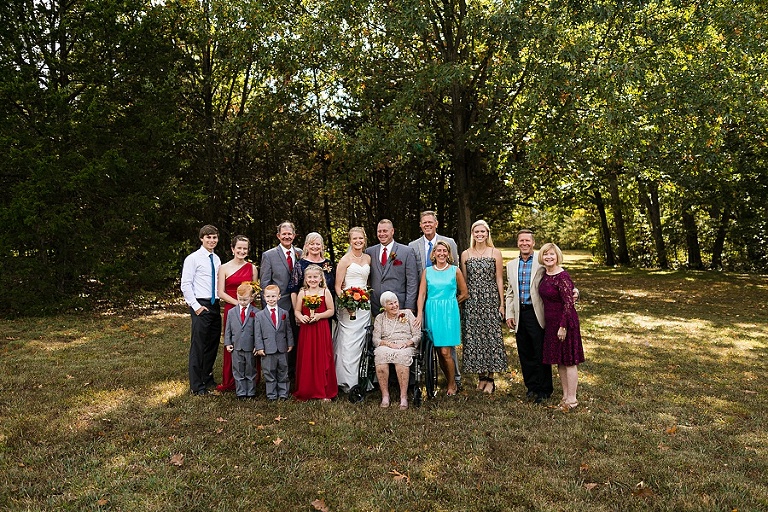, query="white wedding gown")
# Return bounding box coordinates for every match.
[333,263,371,392]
